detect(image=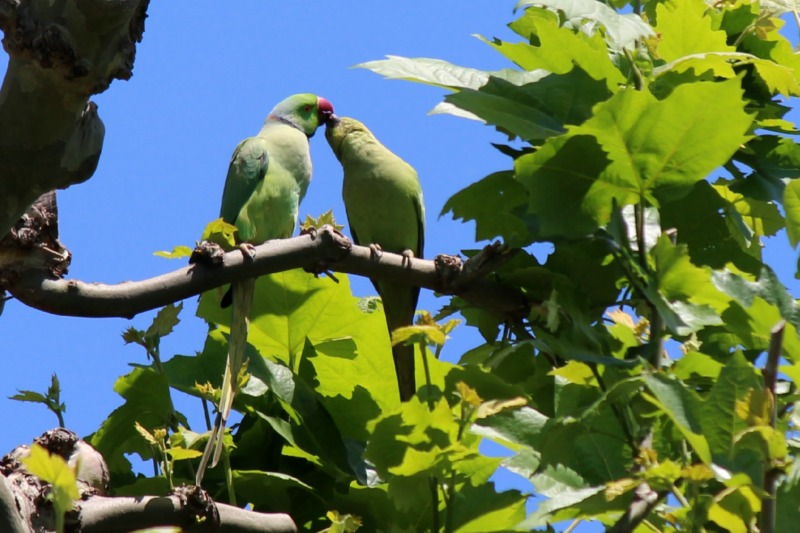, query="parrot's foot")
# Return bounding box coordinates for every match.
[239,243,256,260]
[369,243,383,260]
[401,249,415,268]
